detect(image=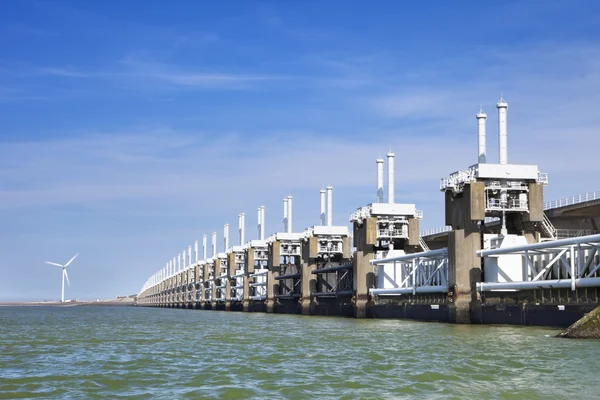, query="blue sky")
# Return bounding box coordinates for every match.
[1,0,599,301]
